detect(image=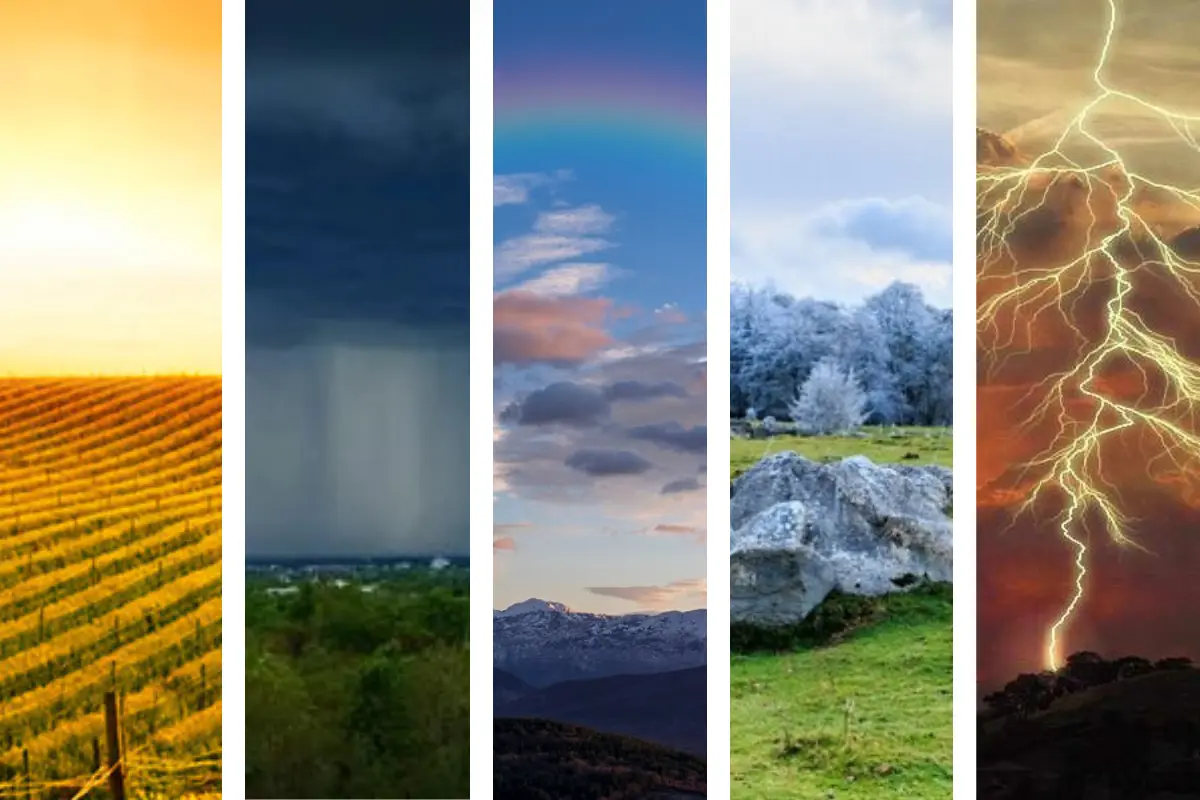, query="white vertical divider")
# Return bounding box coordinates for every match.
[951,0,979,796]
[706,0,732,797]
[220,0,247,796]
[468,0,496,796]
